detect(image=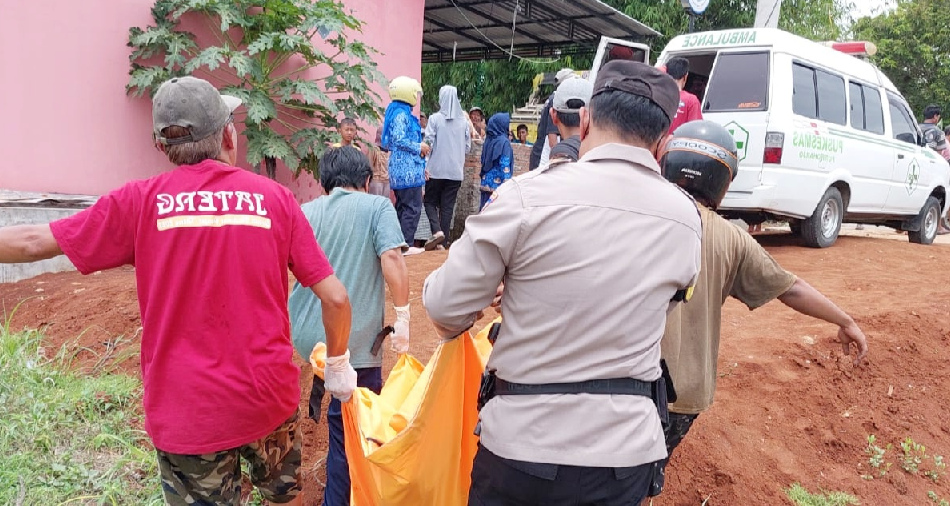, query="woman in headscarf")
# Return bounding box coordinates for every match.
[422,85,471,249]
[479,112,513,210]
[381,76,429,252]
